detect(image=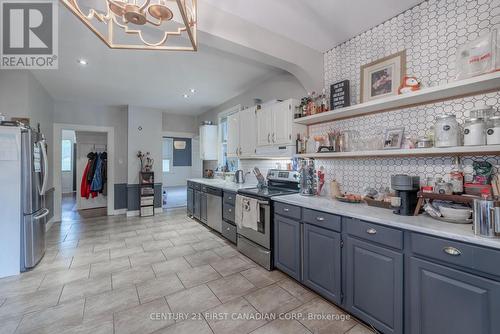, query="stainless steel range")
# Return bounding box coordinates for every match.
[236,169,300,270]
